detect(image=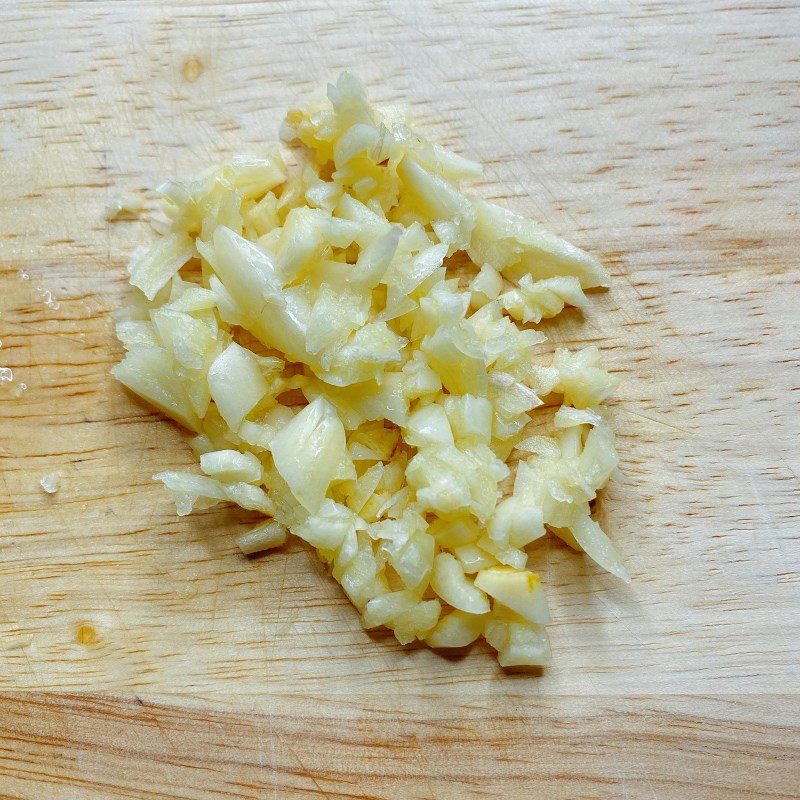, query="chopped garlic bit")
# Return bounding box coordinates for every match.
[112,72,624,668]
[236,520,288,555]
[106,192,145,221]
[39,472,60,494]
